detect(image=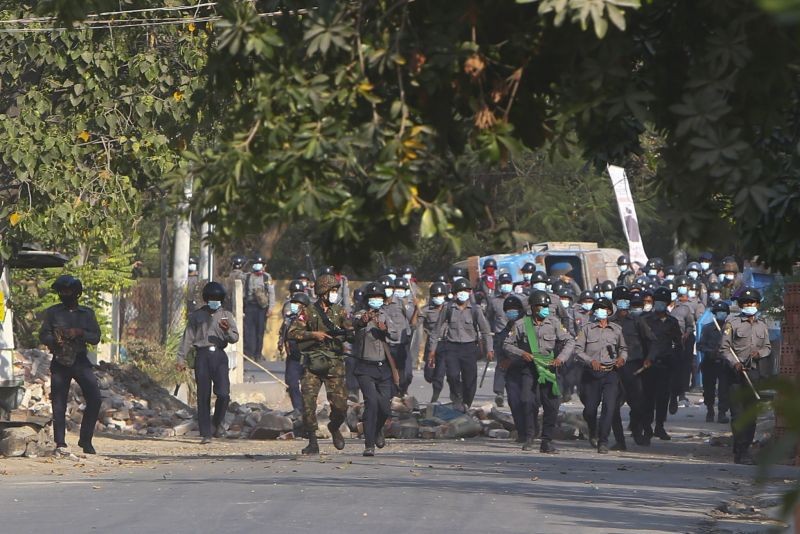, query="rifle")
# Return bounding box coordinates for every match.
[302,241,317,281]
